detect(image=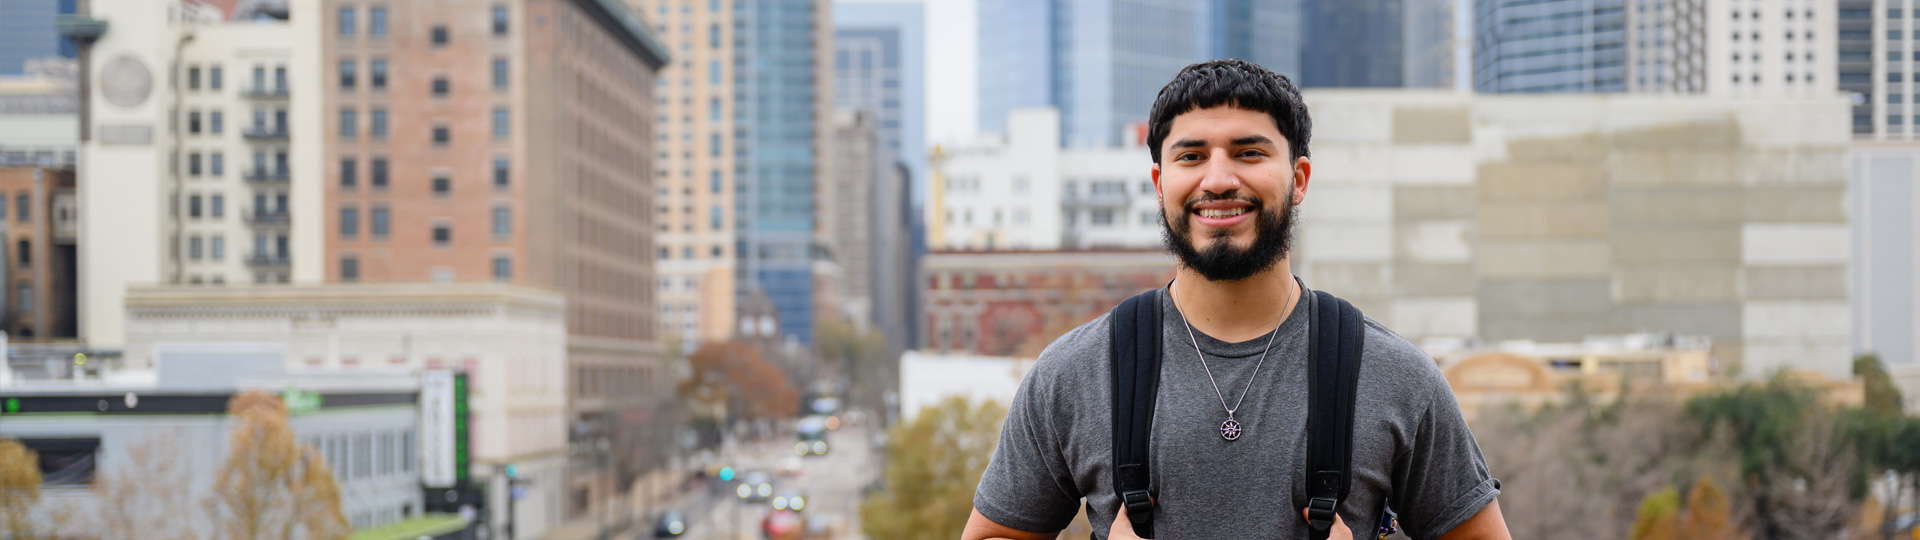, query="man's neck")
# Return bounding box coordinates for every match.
[1170,261,1299,344]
